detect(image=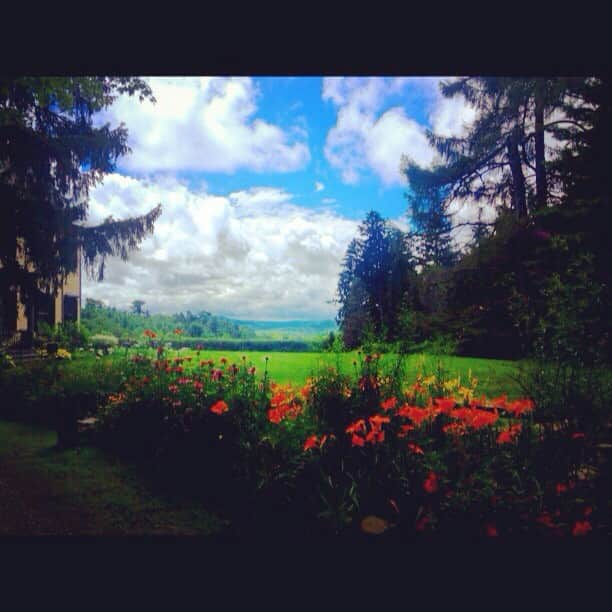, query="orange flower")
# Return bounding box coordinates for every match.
[351,434,365,447]
[143,329,157,339]
[267,407,282,424]
[506,398,535,416]
[173,328,183,335]
[397,405,430,427]
[303,435,318,451]
[423,471,438,494]
[365,429,385,444]
[407,443,424,455]
[397,424,415,438]
[368,414,391,429]
[496,423,522,444]
[345,419,367,435]
[571,520,592,536]
[489,394,507,410]
[380,396,398,412]
[434,397,456,414]
[210,400,229,415]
